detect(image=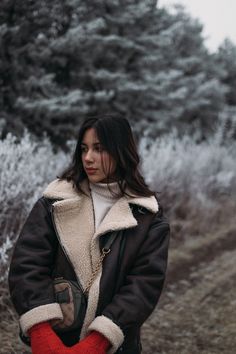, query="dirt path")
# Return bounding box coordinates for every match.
[142,225,236,354]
